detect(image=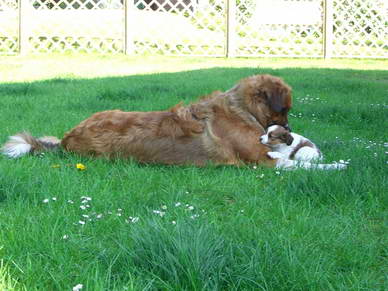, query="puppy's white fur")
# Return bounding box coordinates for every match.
[260,125,322,162]
[260,125,345,170]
